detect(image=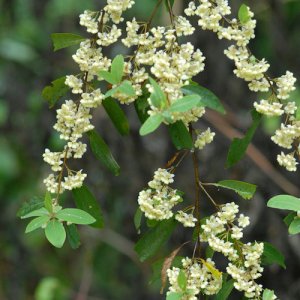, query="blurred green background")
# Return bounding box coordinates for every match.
[1,0,300,299]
